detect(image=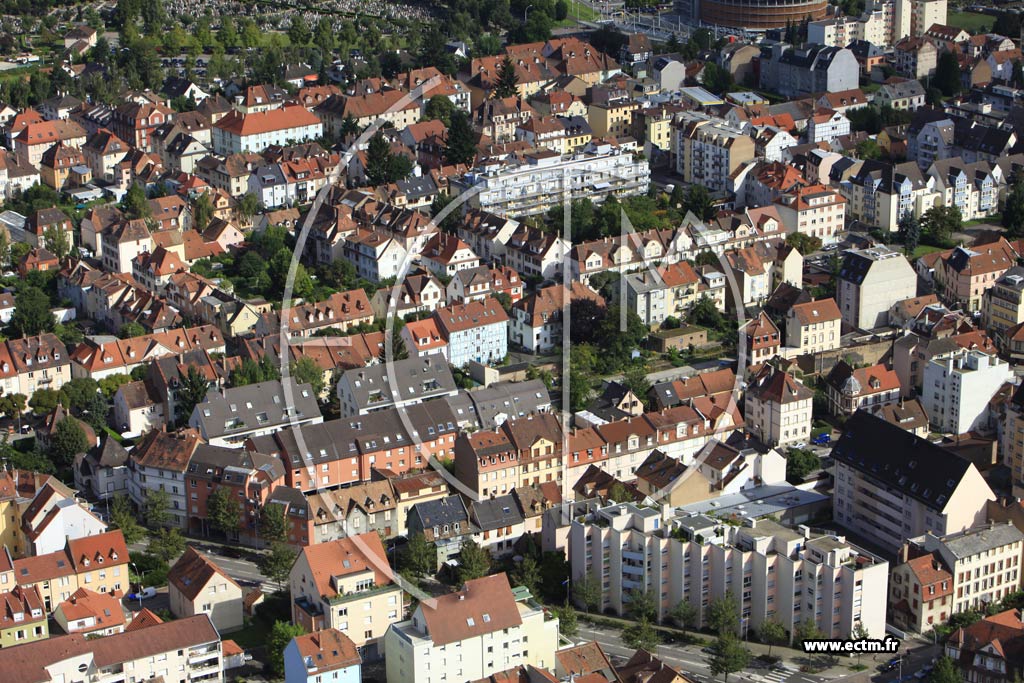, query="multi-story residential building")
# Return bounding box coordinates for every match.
[921,349,1010,434]
[624,269,669,328]
[785,298,842,356]
[0,613,223,683]
[825,361,902,417]
[168,547,244,633]
[570,504,888,639]
[189,378,323,447]
[933,240,1019,313]
[420,233,481,279]
[588,91,639,140]
[893,37,937,79]
[758,43,859,98]
[289,533,404,654]
[674,114,755,193]
[831,411,996,552]
[774,184,847,246]
[454,140,649,217]
[888,551,954,633]
[945,608,1024,683]
[510,283,603,354]
[212,105,324,155]
[807,109,851,144]
[336,356,457,417]
[926,159,1002,225]
[0,585,46,647]
[433,297,509,368]
[6,333,71,398]
[284,629,362,683]
[982,267,1024,344]
[840,160,939,232]
[109,101,173,152]
[11,530,129,612]
[248,402,459,493]
[127,429,201,528]
[744,365,814,448]
[741,312,781,365]
[384,573,559,683]
[836,246,918,329]
[896,523,1024,627]
[877,79,926,111]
